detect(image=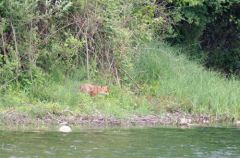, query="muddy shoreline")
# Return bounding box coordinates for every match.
[1,111,239,130]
